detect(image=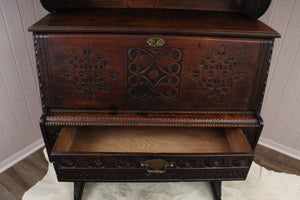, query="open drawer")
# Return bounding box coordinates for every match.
[51,127,254,182]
